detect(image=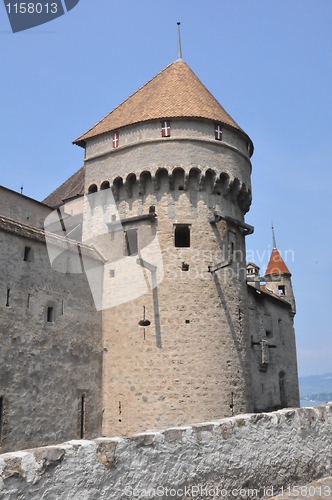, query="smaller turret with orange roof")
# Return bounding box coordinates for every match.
[264,224,296,316]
